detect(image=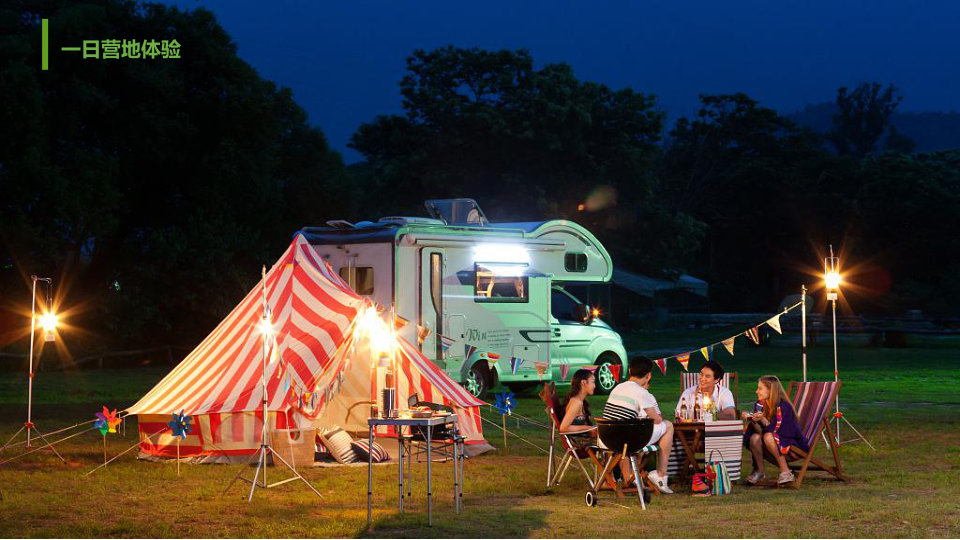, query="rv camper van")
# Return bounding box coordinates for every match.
[299,199,628,398]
